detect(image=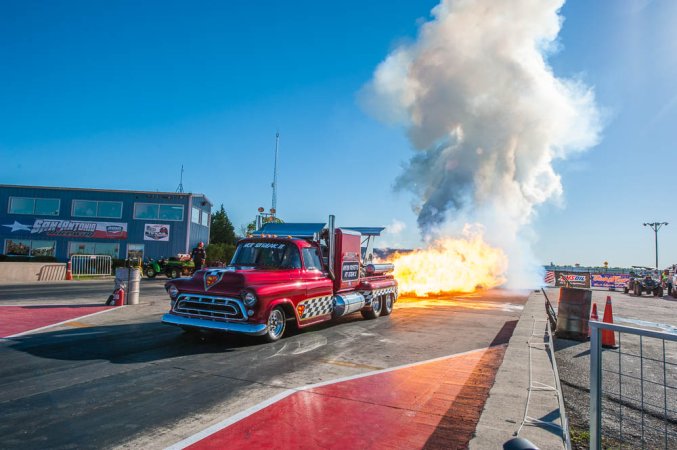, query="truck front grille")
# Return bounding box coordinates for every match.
[174,294,246,321]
